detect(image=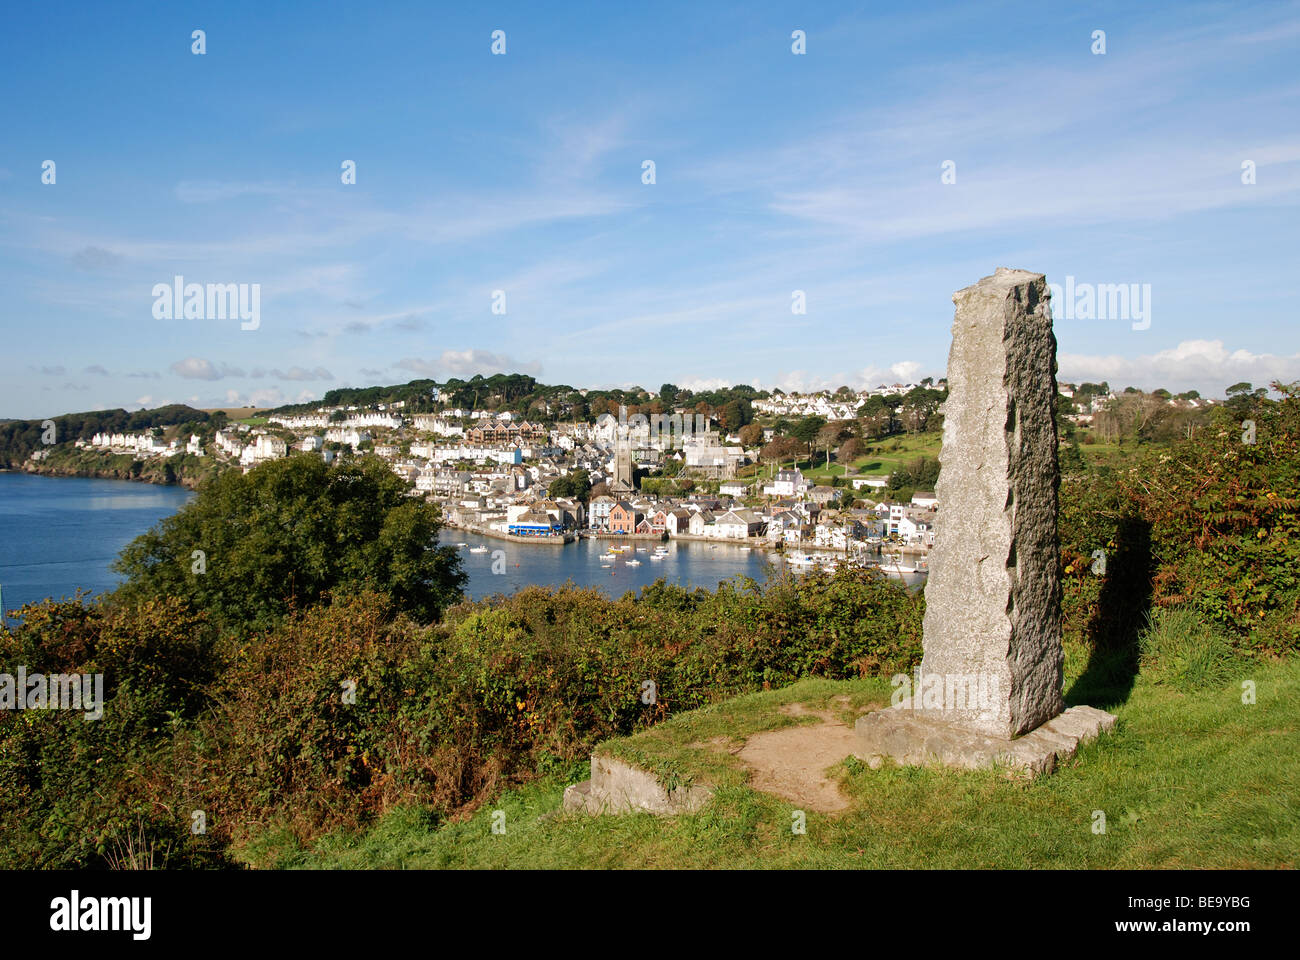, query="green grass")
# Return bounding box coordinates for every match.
[254,637,1299,869]
[801,433,942,483]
